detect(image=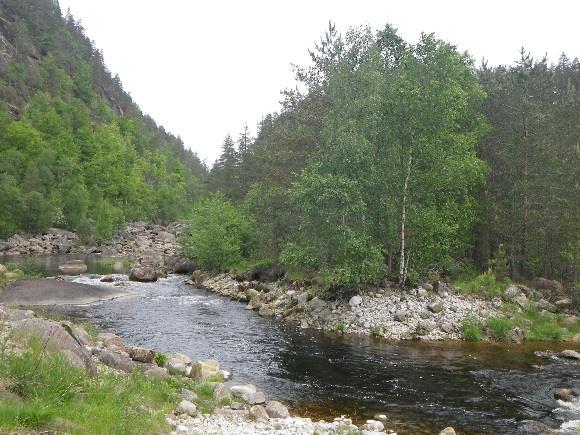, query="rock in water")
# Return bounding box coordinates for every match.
[560,350,580,360]
[554,388,576,401]
[439,428,456,435]
[58,260,87,275]
[265,401,290,418]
